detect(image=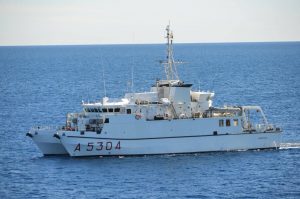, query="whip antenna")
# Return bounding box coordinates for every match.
[101,56,107,97]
